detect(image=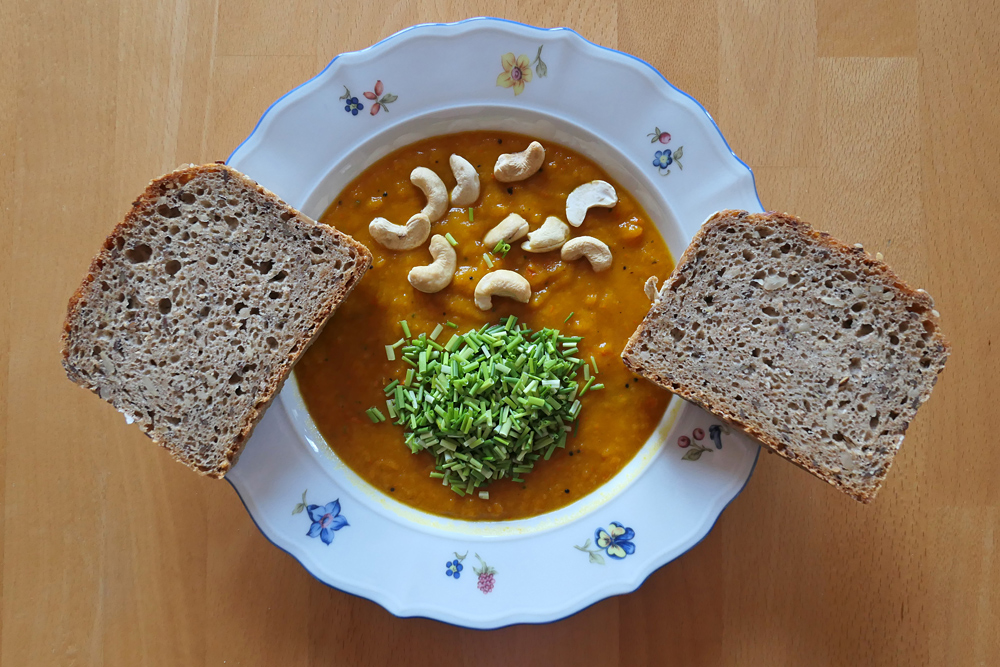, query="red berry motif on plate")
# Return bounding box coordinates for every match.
[646,126,671,144]
[473,554,497,594]
[679,424,729,461]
